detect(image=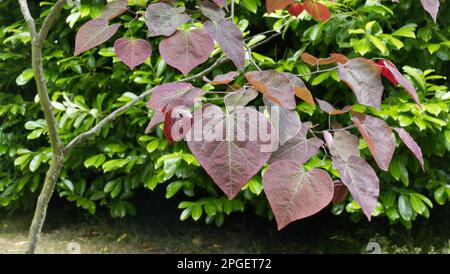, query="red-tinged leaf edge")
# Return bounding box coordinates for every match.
[376,60,398,86]
[304,0,331,22]
[351,115,396,171]
[377,59,422,111]
[394,127,425,171]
